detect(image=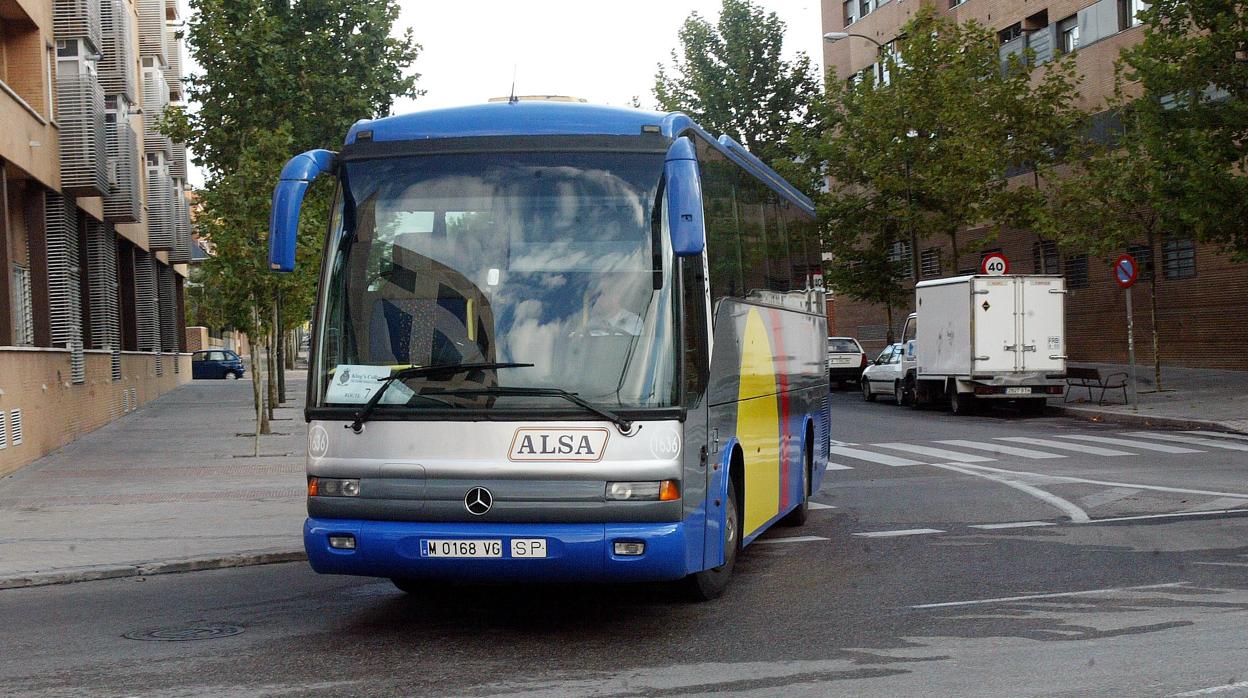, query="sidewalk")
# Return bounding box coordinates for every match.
[1053,363,1248,434]
[0,375,308,589]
